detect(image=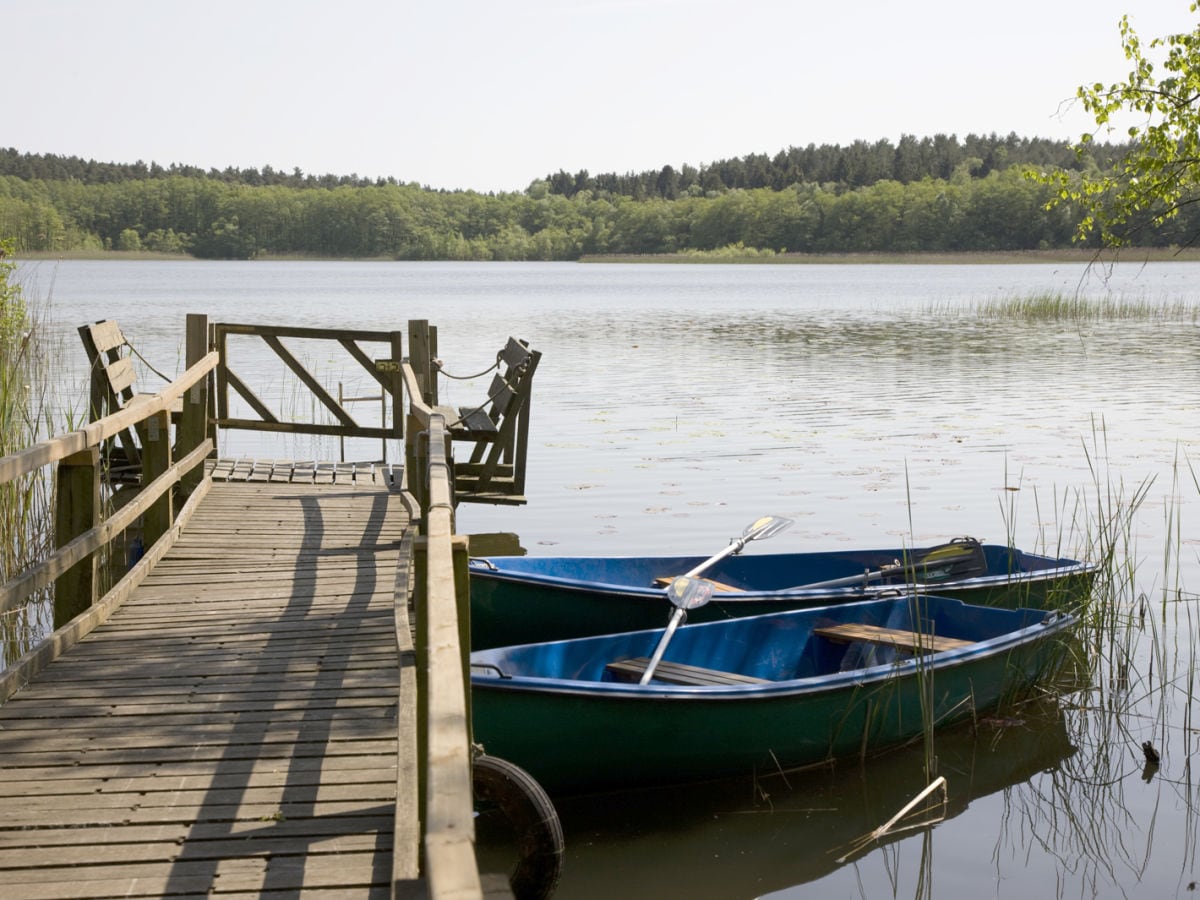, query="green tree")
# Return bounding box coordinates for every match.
[116,228,142,252]
[1040,5,1200,247]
